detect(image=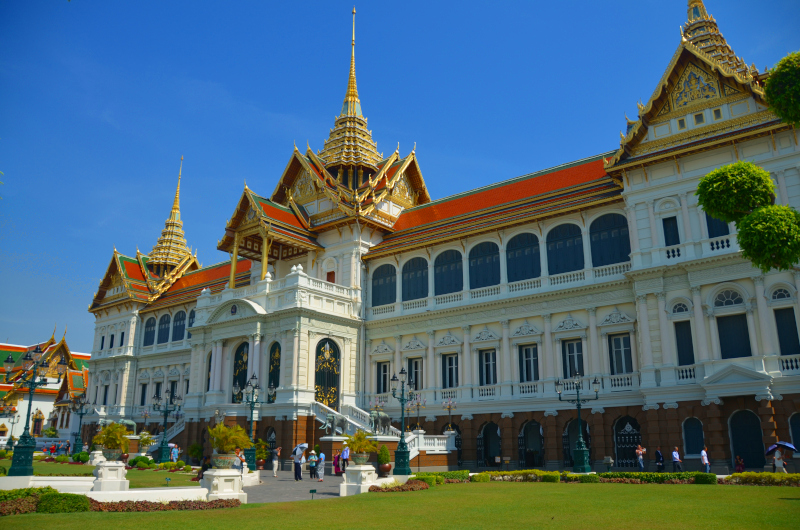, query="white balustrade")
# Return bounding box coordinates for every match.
[708,236,731,252]
[508,278,542,292]
[439,389,457,400]
[372,305,395,316]
[665,246,681,259]
[594,262,631,278]
[518,382,540,396]
[403,299,428,311]
[435,292,463,305]
[676,365,696,383]
[550,270,585,286]
[779,354,800,374]
[609,374,636,390]
[477,385,498,398]
[471,285,501,299]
